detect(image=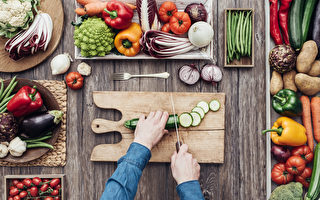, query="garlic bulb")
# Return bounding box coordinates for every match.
[8,137,26,157]
[50,53,73,75]
[0,143,8,158]
[77,62,92,76]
